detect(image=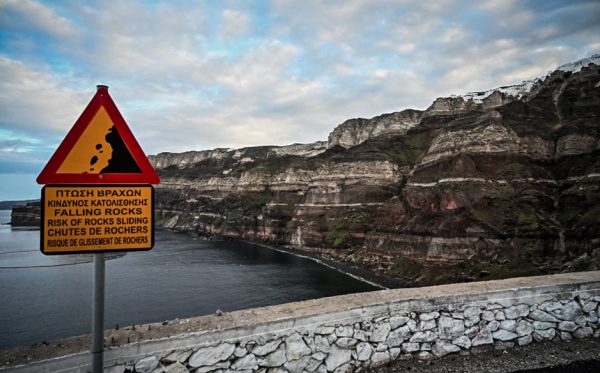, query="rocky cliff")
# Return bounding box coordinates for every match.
[10,201,41,226]
[151,55,600,286]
